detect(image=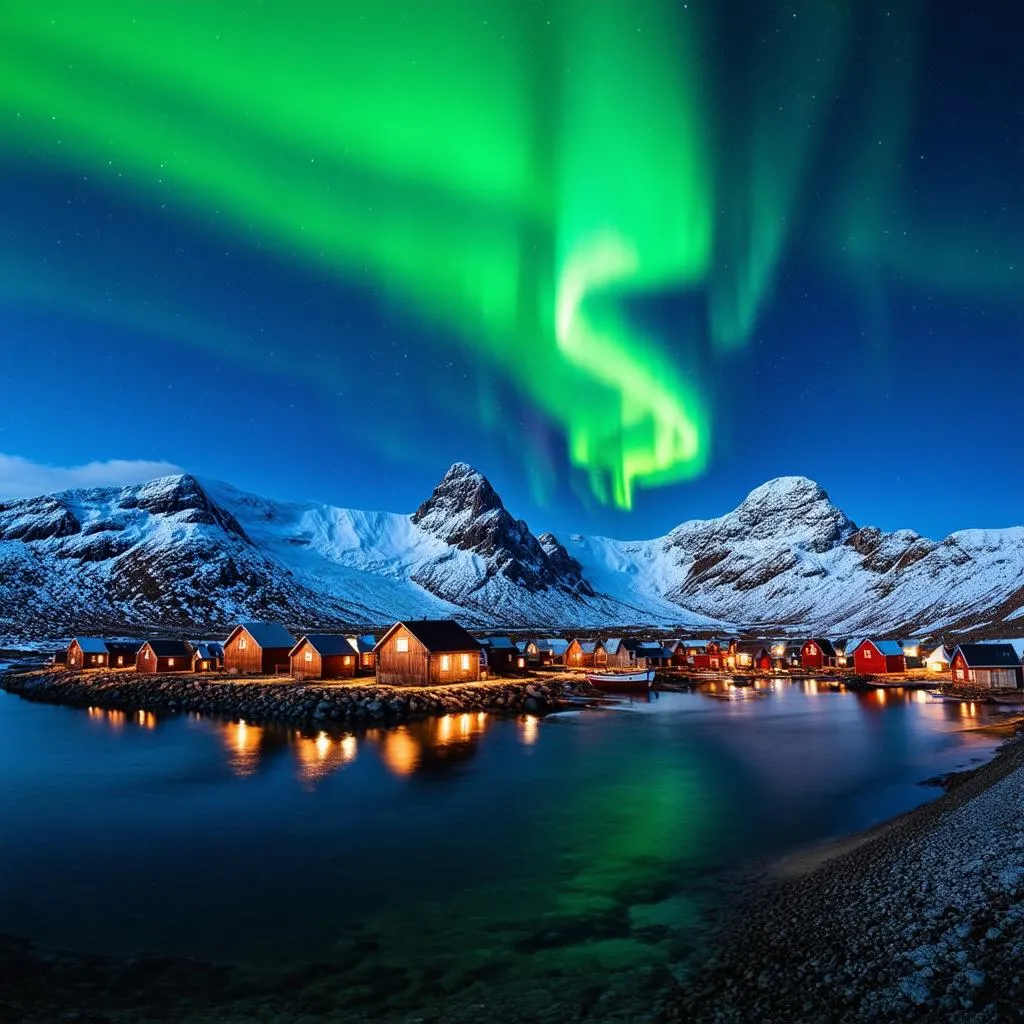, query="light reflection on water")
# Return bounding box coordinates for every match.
[0,681,1006,1021]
